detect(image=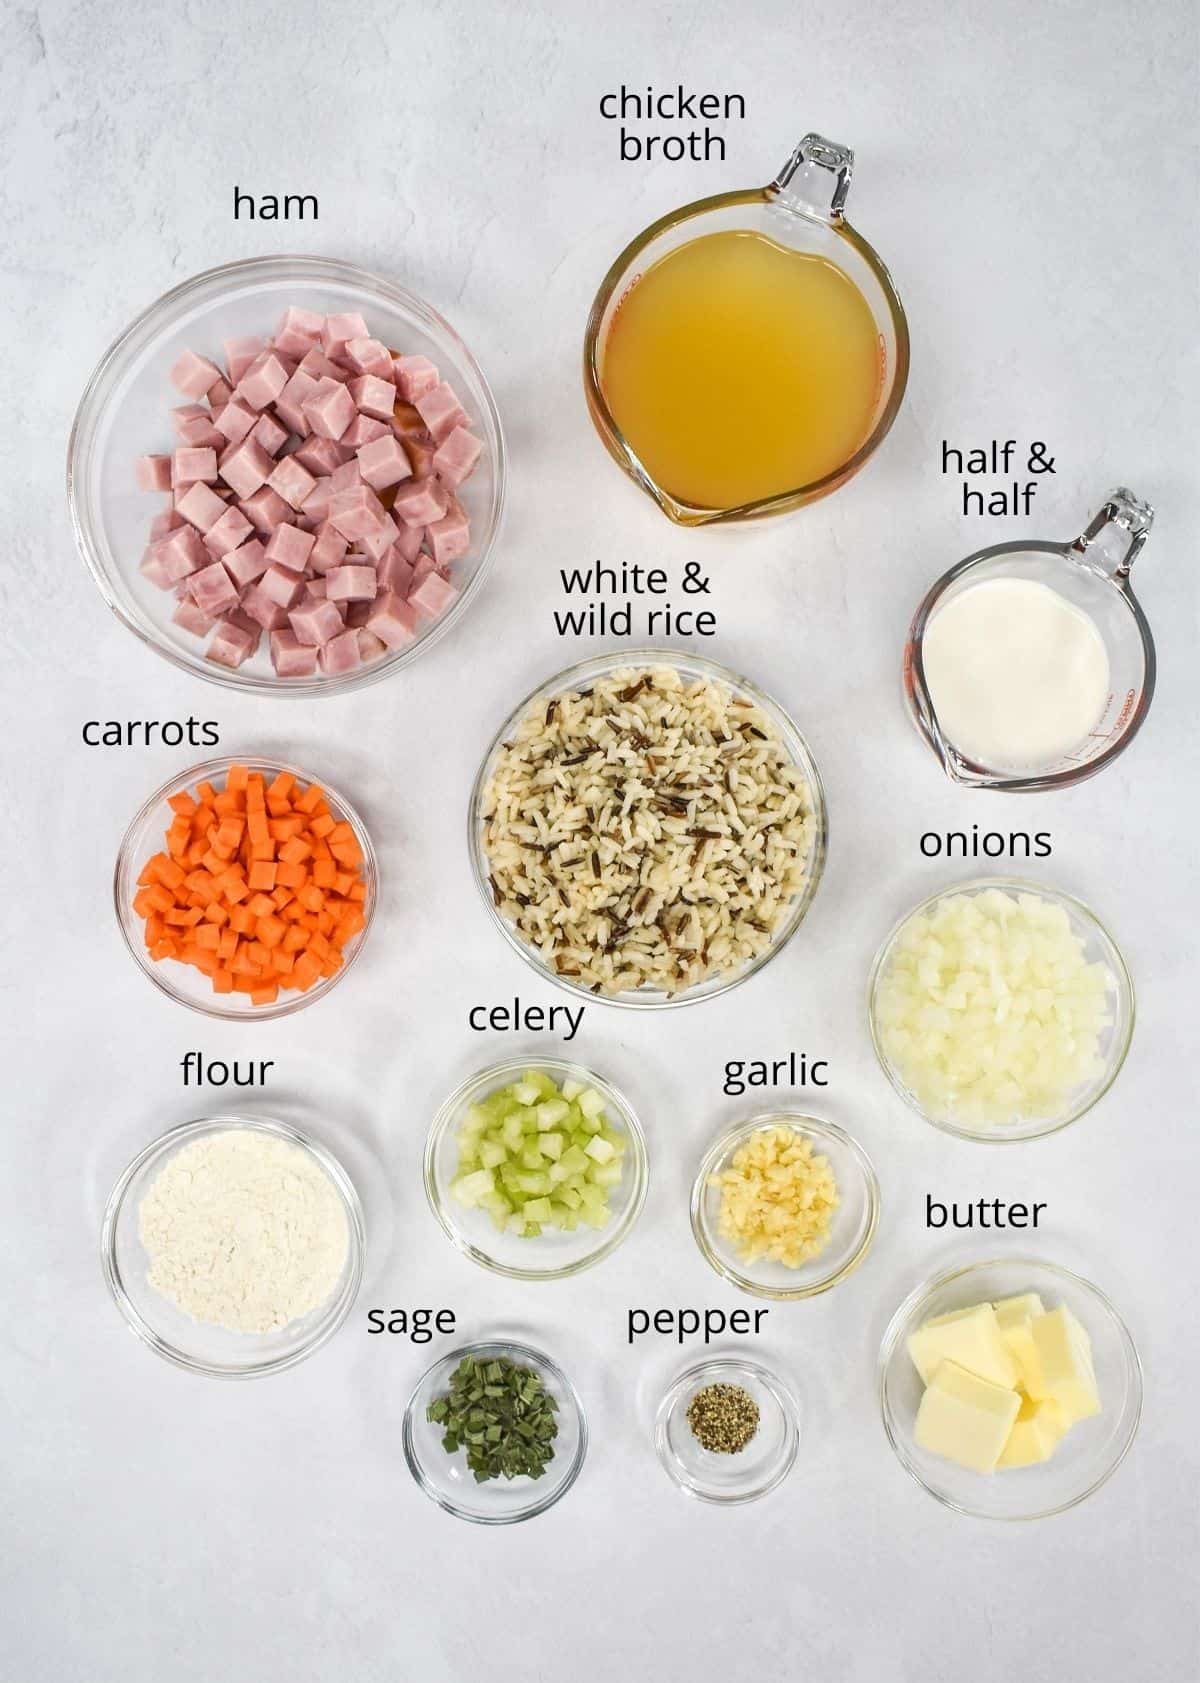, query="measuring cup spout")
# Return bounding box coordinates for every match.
[1070,488,1154,581]
[770,134,854,223]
